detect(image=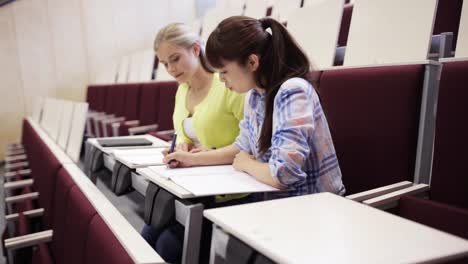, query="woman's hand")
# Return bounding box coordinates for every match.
[162,143,193,157]
[163,151,198,168]
[232,151,255,172]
